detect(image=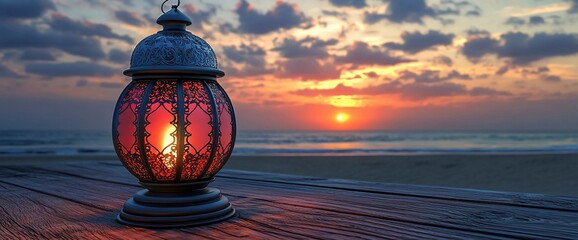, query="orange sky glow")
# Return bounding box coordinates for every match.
[1,0,578,131]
